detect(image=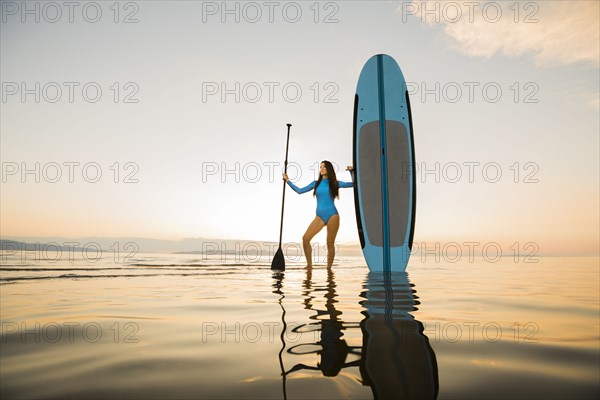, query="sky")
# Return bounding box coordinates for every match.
[1,0,599,256]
